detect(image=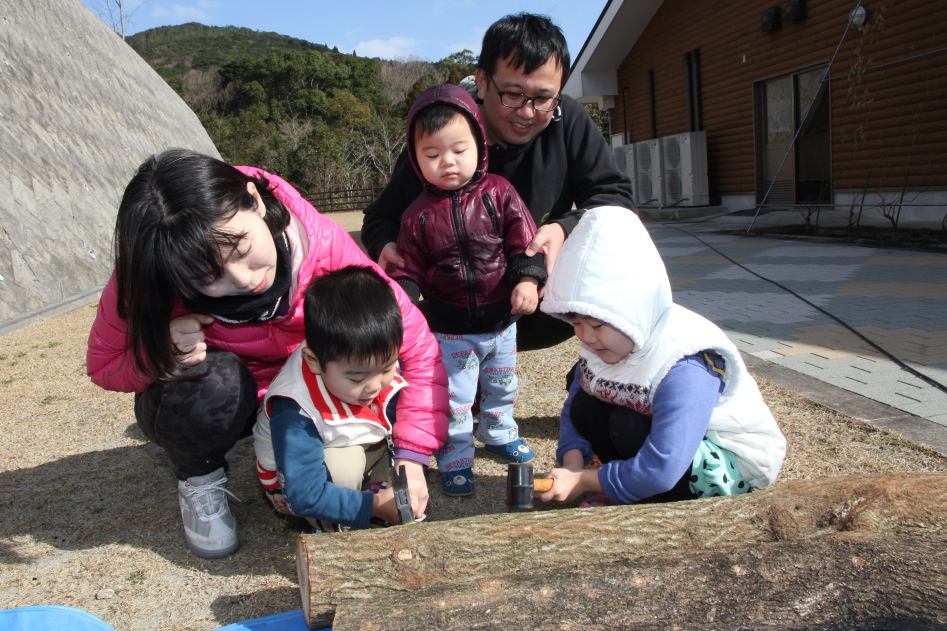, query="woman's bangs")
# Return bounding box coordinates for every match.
[157,225,227,299]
